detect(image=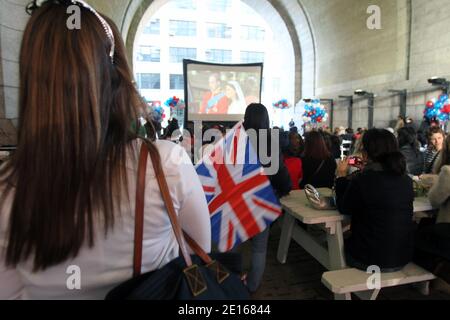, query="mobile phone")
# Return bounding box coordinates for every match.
[348,156,363,167]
